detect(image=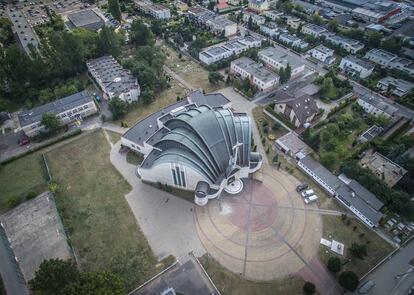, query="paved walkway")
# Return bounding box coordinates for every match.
[109,141,205,262]
[217,87,269,164]
[102,122,129,134]
[163,65,195,90]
